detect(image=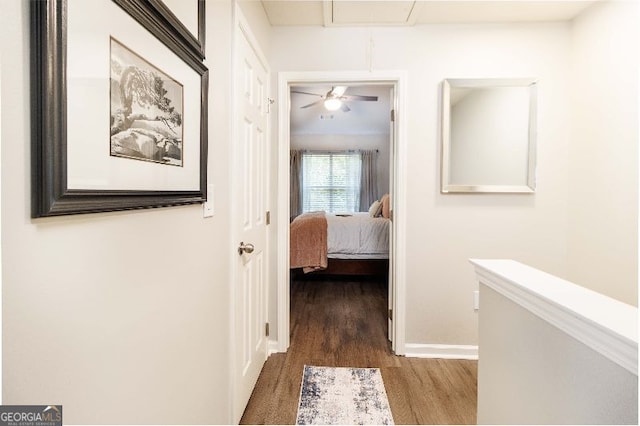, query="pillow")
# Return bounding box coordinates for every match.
[368,200,382,217]
[380,193,390,219]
